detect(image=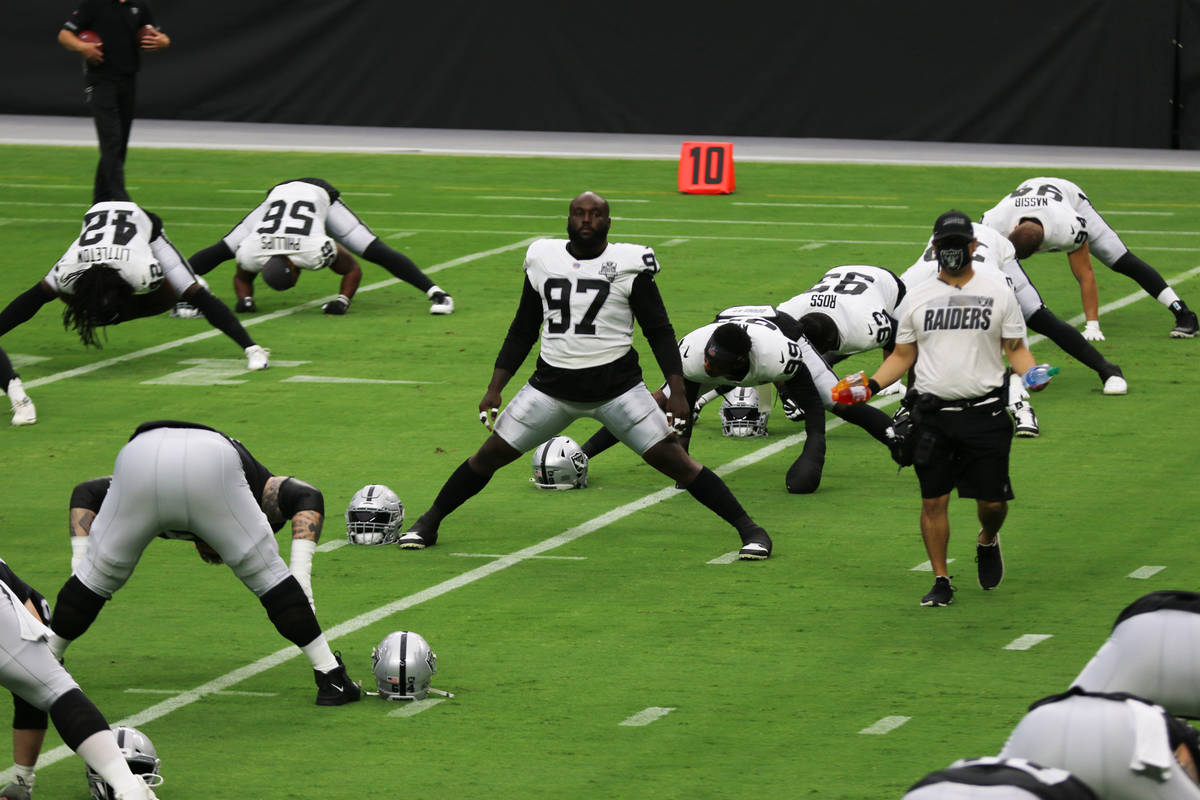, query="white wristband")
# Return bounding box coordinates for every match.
[290,539,316,606]
[70,537,89,574]
[336,294,350,306]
